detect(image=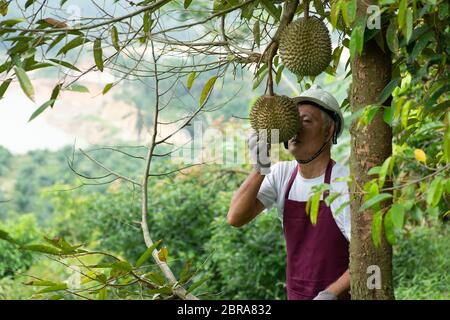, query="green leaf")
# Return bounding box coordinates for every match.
[273,56,279,68]
[366,105,381,125]
[427,177,444,207]
[93,38,103,72]
[184,0,193,9]
[401,100,411,129]
[0,78,12,99]
[14,66,35,101]
[43,236,82,252]
[324,192,340,207]
[409,31,433,62]
[3,35,35,43]
[371,210,382,248]
[0,18,25,27]
[360,193,392,212]
[0,60,10,73]
[0,0,8,16]
[186,275,210,294]
[309,192,321,225]
[313,0,325,16]
[335,200,351,216]
[50,83,62,107]
[260,0,281,22]
[366,180,379,198]
[57,36,87,56]
[346,0,357,25]
[305,194,311,216]
[240,1,256,20]
[275,65,284,85]
[47,58,81,72]
[0,228,17,244]
[110,261,132,272]
[144,271,165,286]
[254,63,268,79]
[368,166,380,176]
[199,76,218,106]
[383,106,393,126]
[102,83,113,95]
[22,244,61,255]
[386,20,399,53]
[157,246,168,262]
[332,46,344,68]
[135,239,162,268]
[111,26,120,51]
[187,72,196,91]
[398,0,407,28]
[378,77,400,104]
[350,17,366,58]
[28,99,56,122]
[253,20,260,47]
[358,105,380,128]
[179,259,193,284]
[383,210,396,245]
[147,286,172,295]
[24,280,58,286]
[252,69,268,90]
[389,203,405,229]
[89,262,116,269]
[404,8,413,43]
[36,283,67,294]
[67,84,89,93]
[143,11,153,34]
[378,156,391,189]
[46,33,67,53]
[330,0,341,30]
[98,287,107,300]
[341,1,350,27]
